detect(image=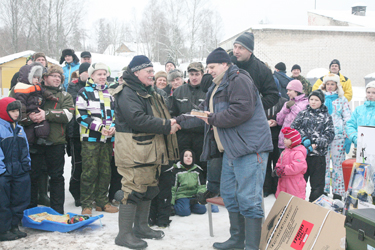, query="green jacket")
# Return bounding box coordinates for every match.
[292,75,312,96]
[171,162,206,205]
